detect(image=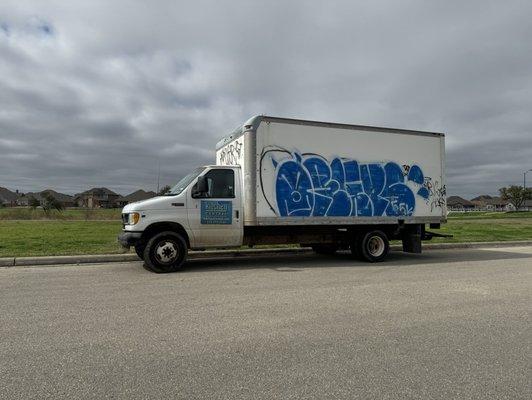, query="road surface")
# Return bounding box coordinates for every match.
[1,247,531,399]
